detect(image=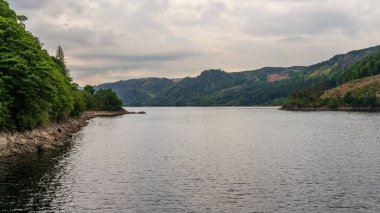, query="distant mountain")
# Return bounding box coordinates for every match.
[97,45,380,106]
[97,67,304,106]
[96,78,175,106]
[170,78,184,83]
[151,67,304,106]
